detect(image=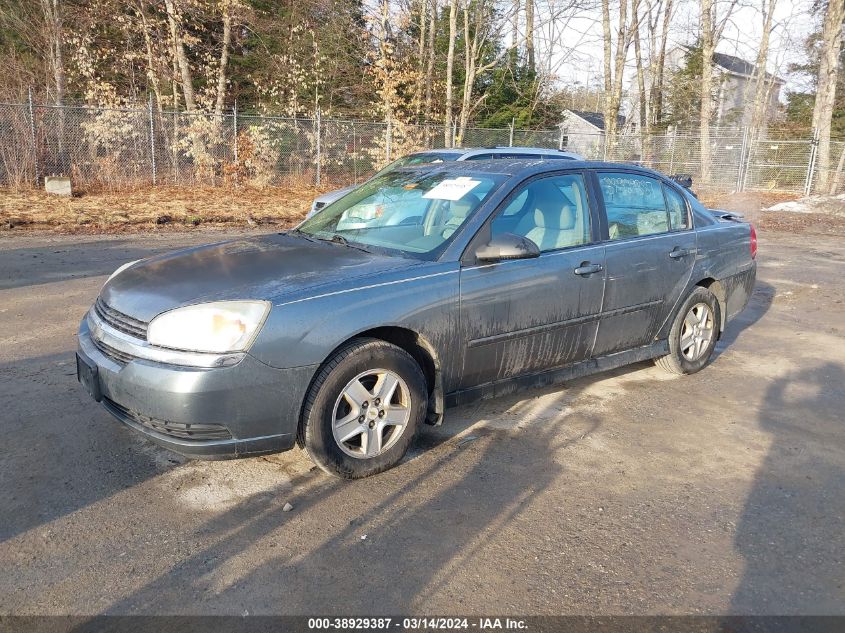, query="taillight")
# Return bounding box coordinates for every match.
[750,224,758,259]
